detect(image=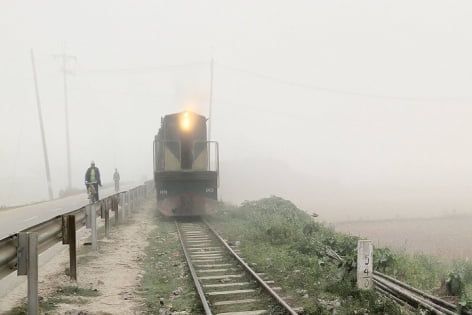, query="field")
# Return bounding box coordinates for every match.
[334,214,472,262]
